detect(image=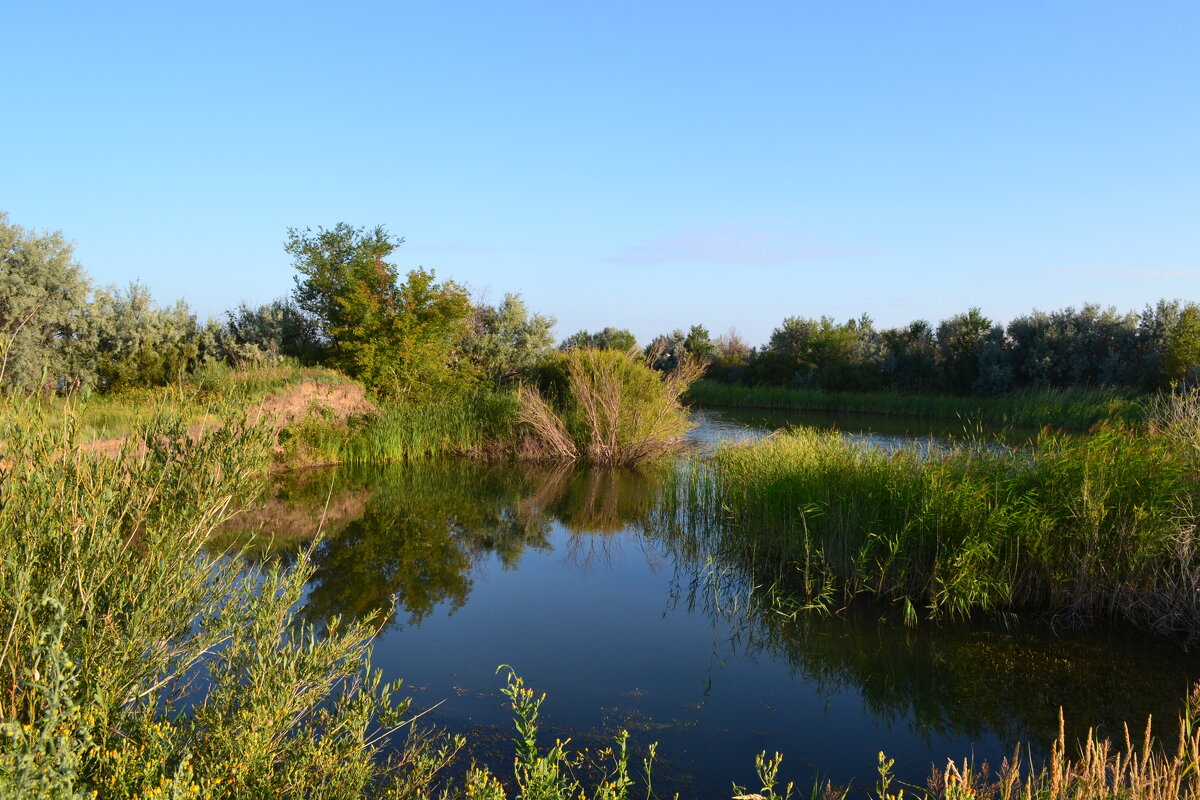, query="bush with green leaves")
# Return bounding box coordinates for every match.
[461,293,556,387]
[0,212,92,392]
[287,223,475,400]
